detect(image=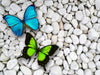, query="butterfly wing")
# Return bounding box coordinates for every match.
[24,5,39,30]
[4,15,23,36]
[22,33,37,59]
[38,45,58,70]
